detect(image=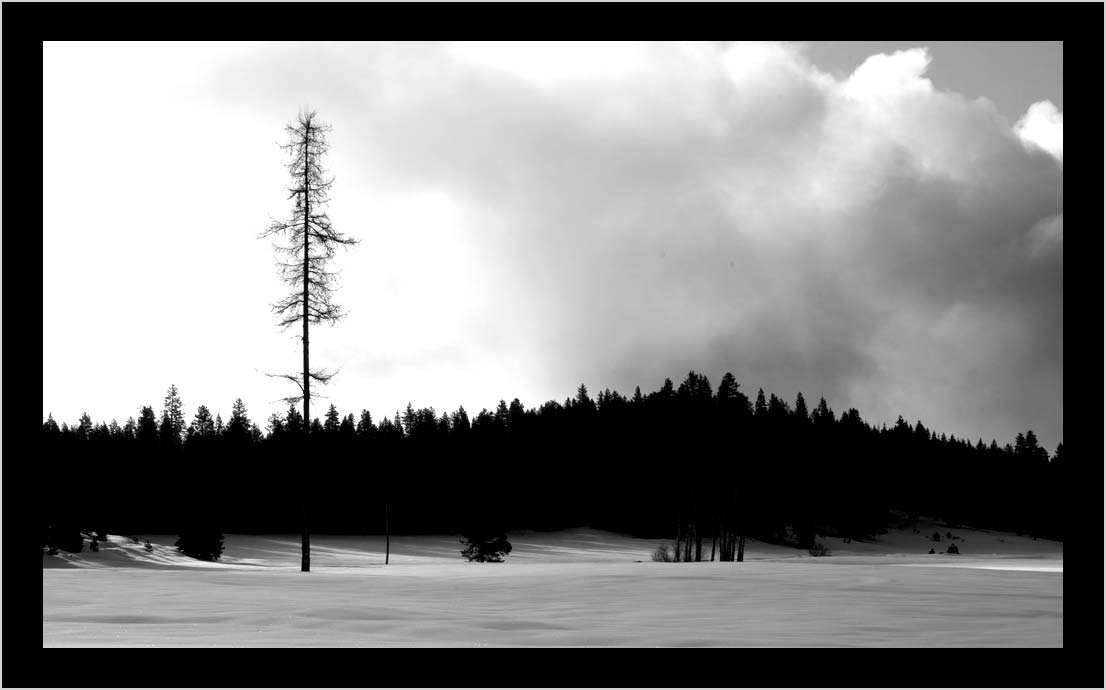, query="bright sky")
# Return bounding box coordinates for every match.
[42,42,1062,448]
